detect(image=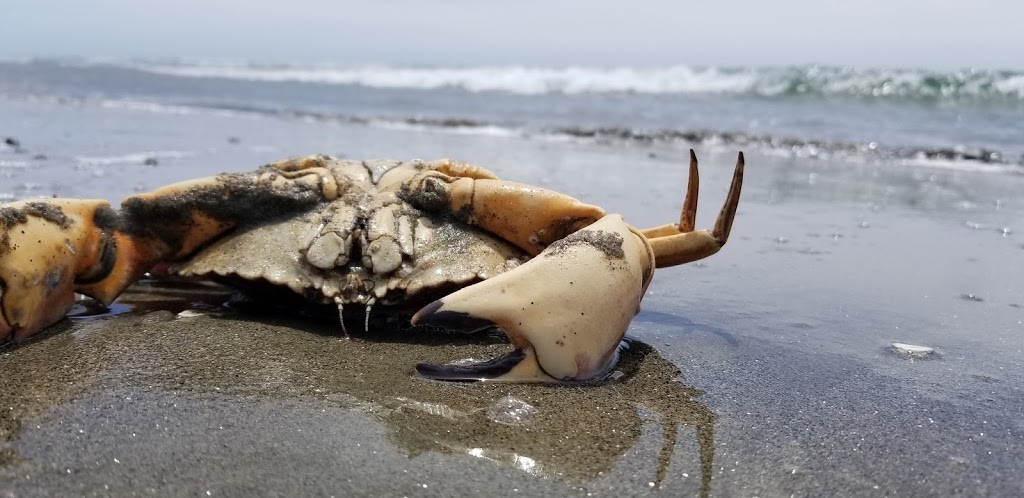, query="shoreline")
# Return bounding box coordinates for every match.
[2,94,1022,495]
